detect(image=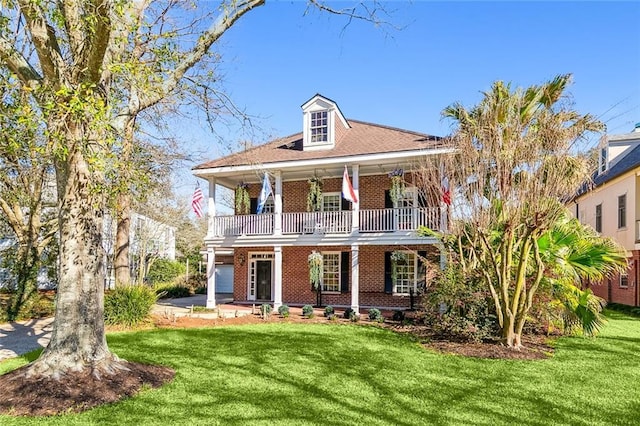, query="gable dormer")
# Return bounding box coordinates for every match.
[301,94,350,151]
